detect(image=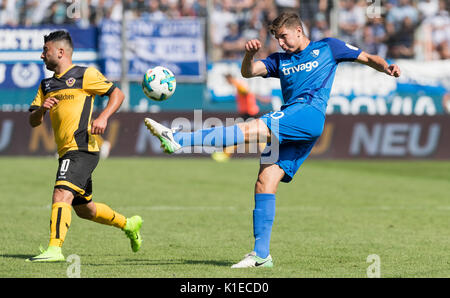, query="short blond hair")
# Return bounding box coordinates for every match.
[269,12,304,35]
